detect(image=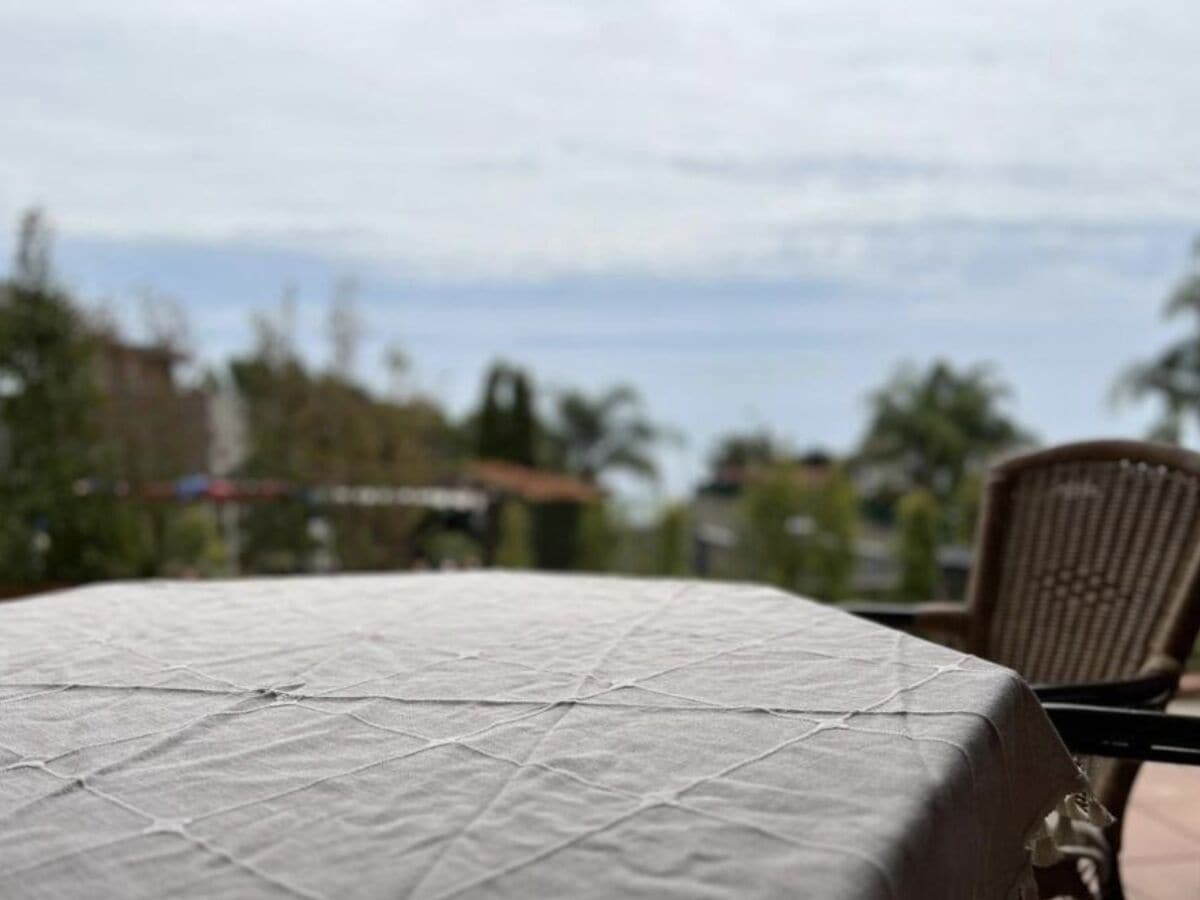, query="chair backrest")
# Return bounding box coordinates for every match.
[964,440,1200,828]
